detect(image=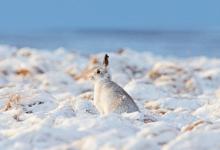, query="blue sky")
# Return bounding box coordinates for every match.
[0,0,220,33]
